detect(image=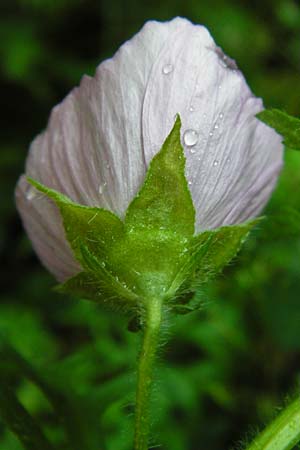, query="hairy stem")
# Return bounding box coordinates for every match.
[134,297,163,450]
[246,397,300,450]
